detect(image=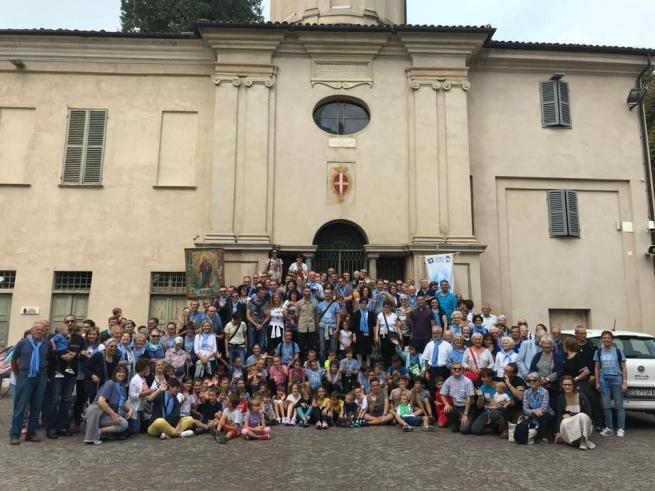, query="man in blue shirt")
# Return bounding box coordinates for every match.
[316,285,343,363]
[10,321,51,445]
[436,280,458,324]
[276,331,300,366]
